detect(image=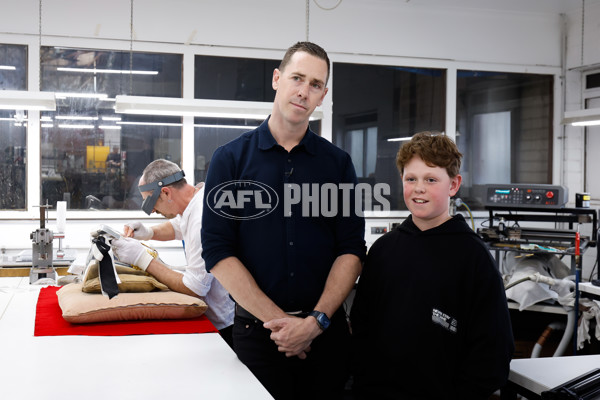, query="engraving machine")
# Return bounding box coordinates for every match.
[29,204,57,284]
[477,184,598,269]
